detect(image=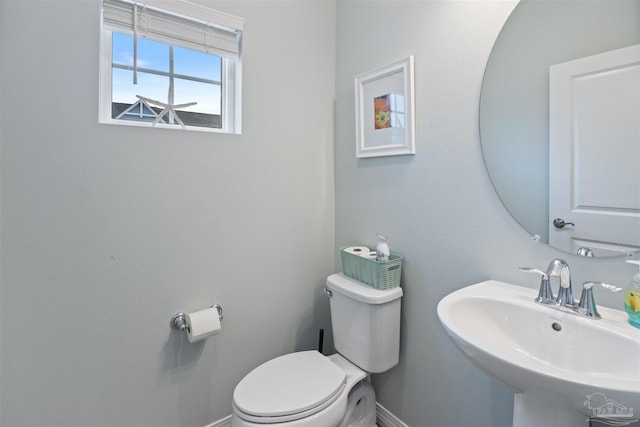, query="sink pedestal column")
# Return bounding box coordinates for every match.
[514,393,588,427]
